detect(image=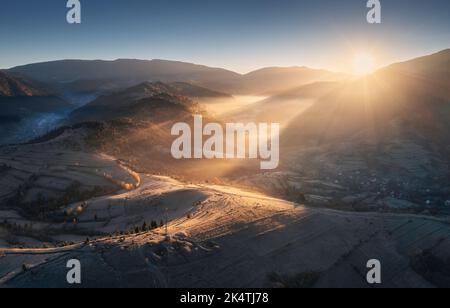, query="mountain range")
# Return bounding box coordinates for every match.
[1,49,450,288]
[283,49,450,145]
[8,59,348,96]
[274,49,450,212]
